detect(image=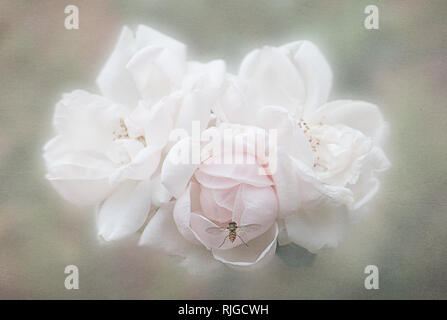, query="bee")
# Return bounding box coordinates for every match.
[206,221,261,248]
